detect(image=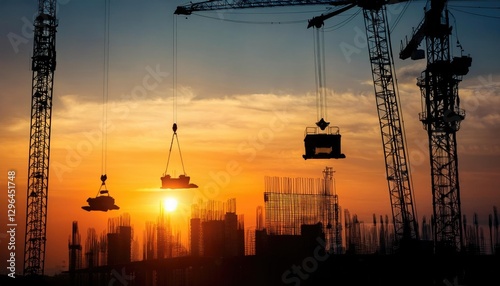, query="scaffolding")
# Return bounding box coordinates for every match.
[107,213,132,265]
[143,221,156,260]
[157,205,172,259]
[142,204,187,261]
[191,198,237,221]
[84,228,100,268]
[189,198,244,257]
[263,168,341,253]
